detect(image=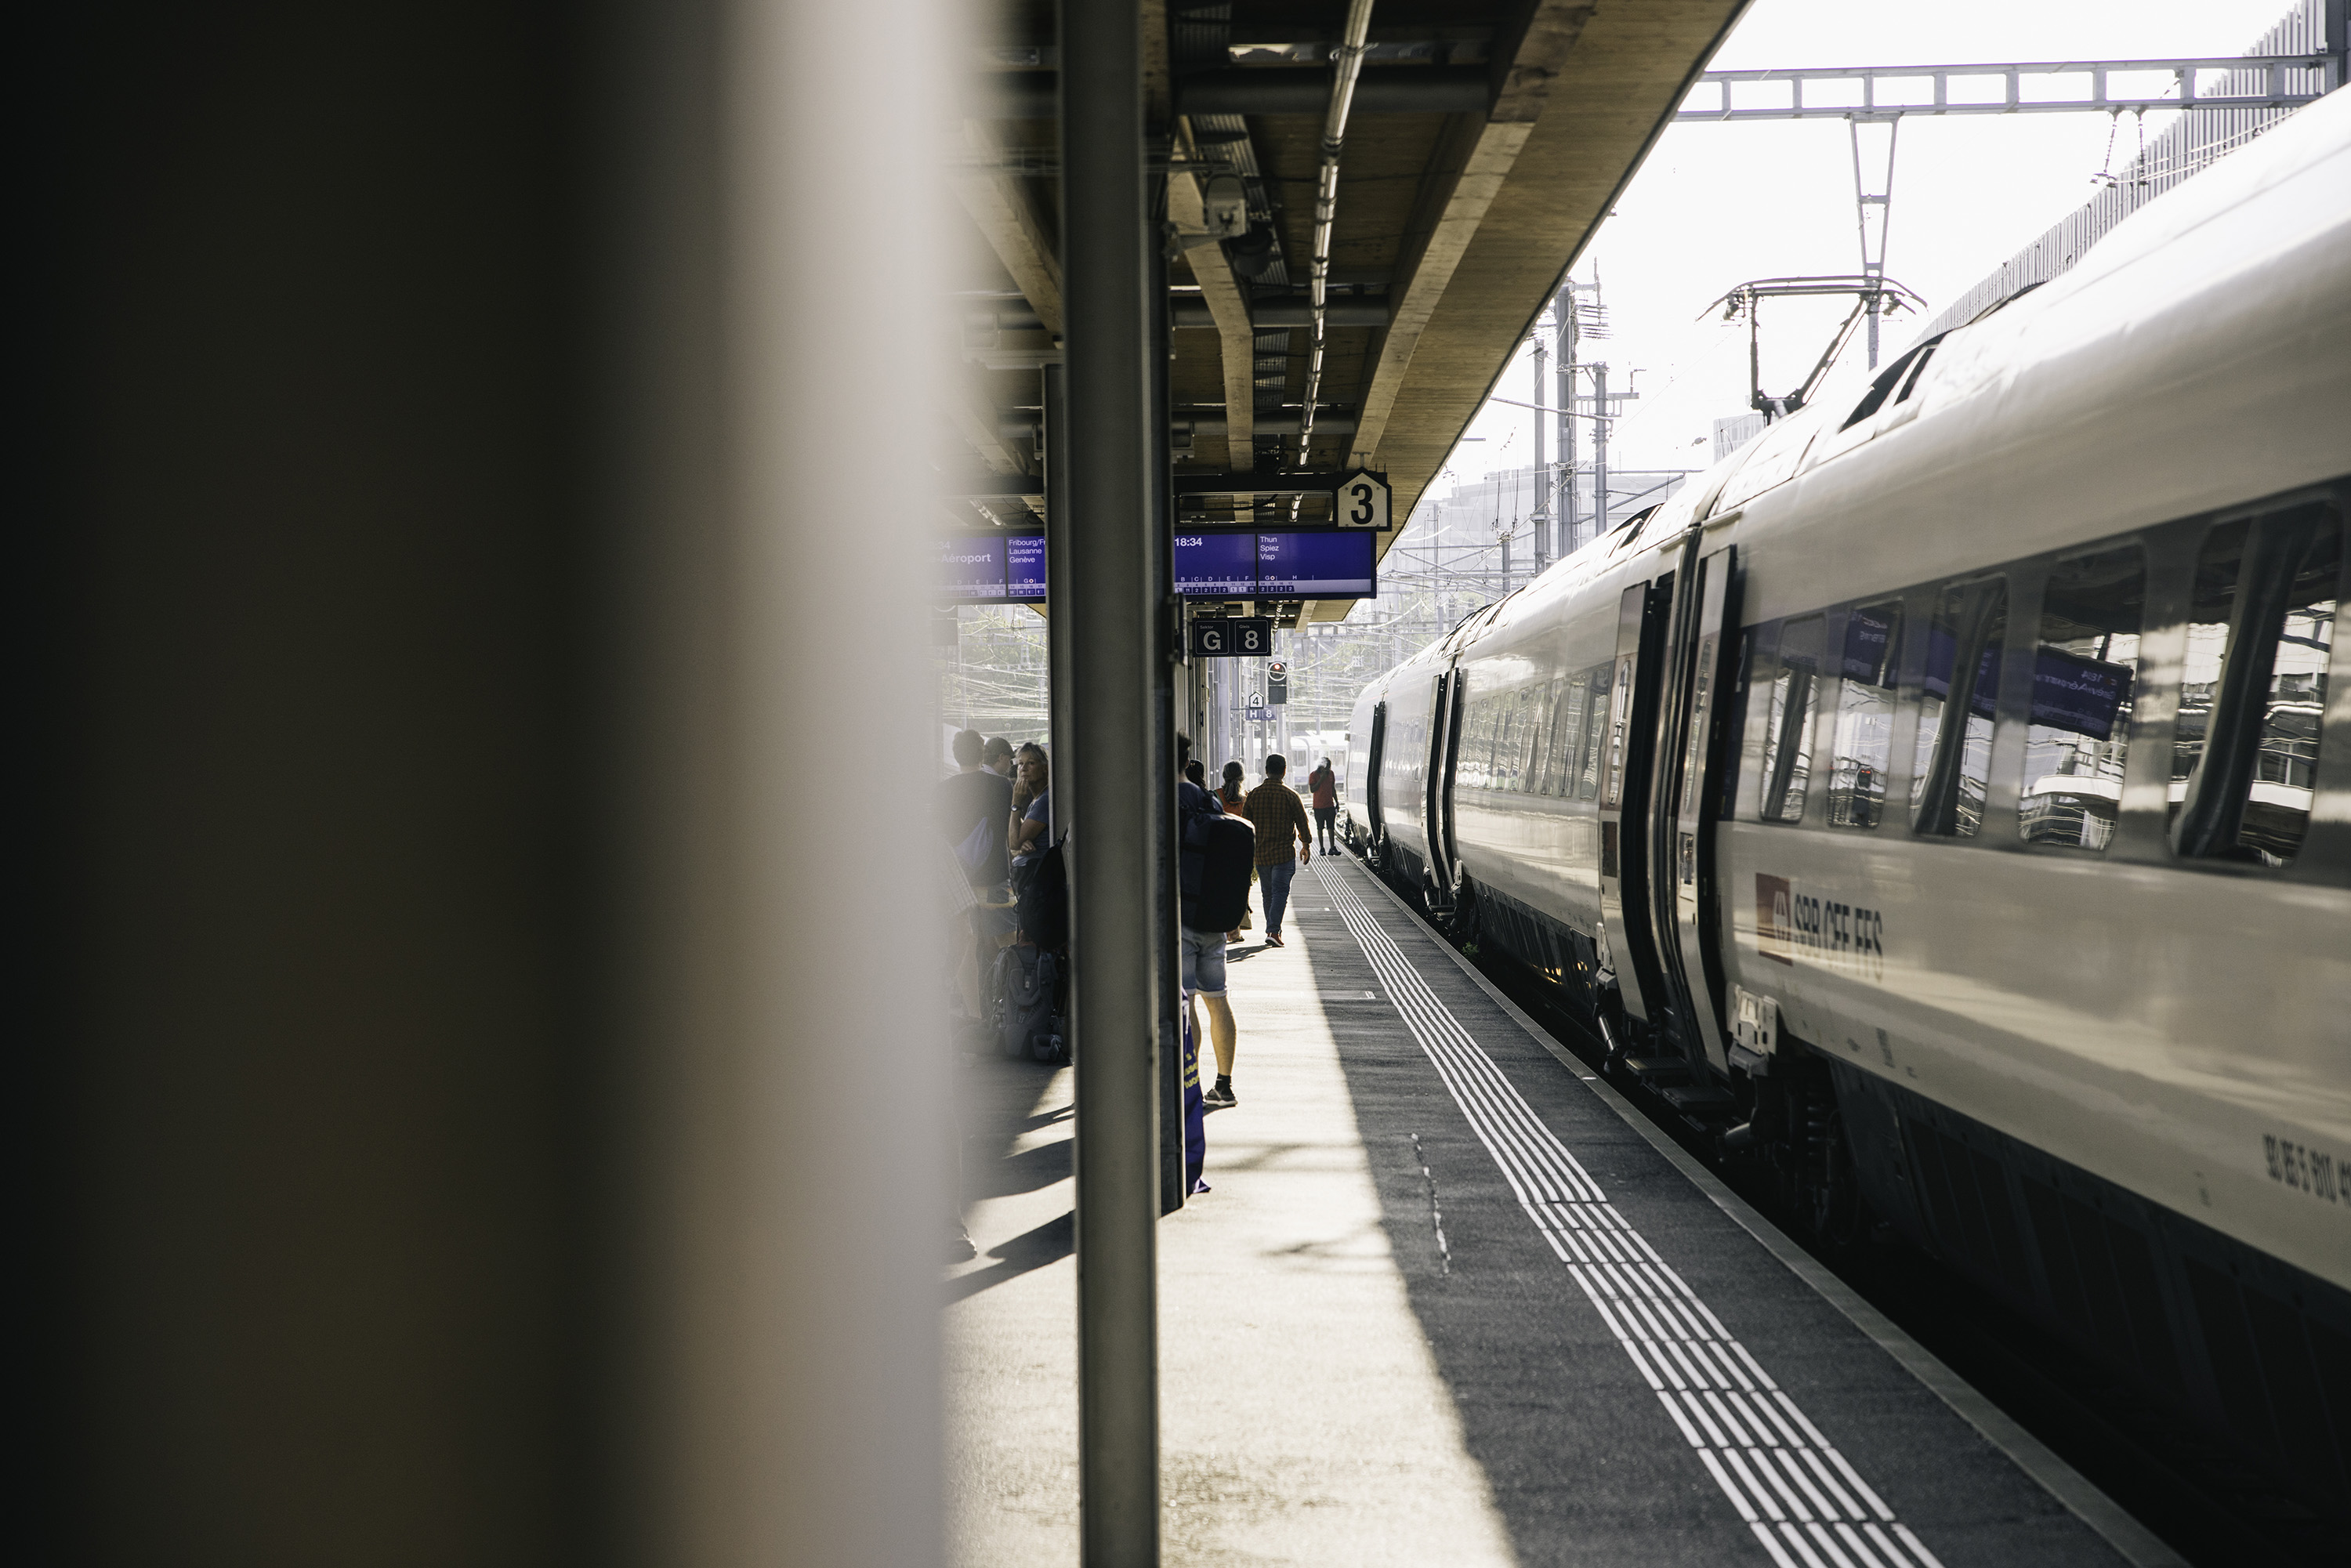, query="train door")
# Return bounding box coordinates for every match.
[1597,583,1672,1028]
[1644,541,1738,1072]
[1434,672,1465,893]
[1364,700,1387,849]
[1420,669,1462,894]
